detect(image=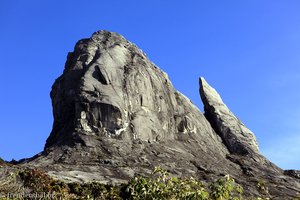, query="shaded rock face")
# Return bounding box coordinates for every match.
[23,30,300,198]
[285,170,300,179]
